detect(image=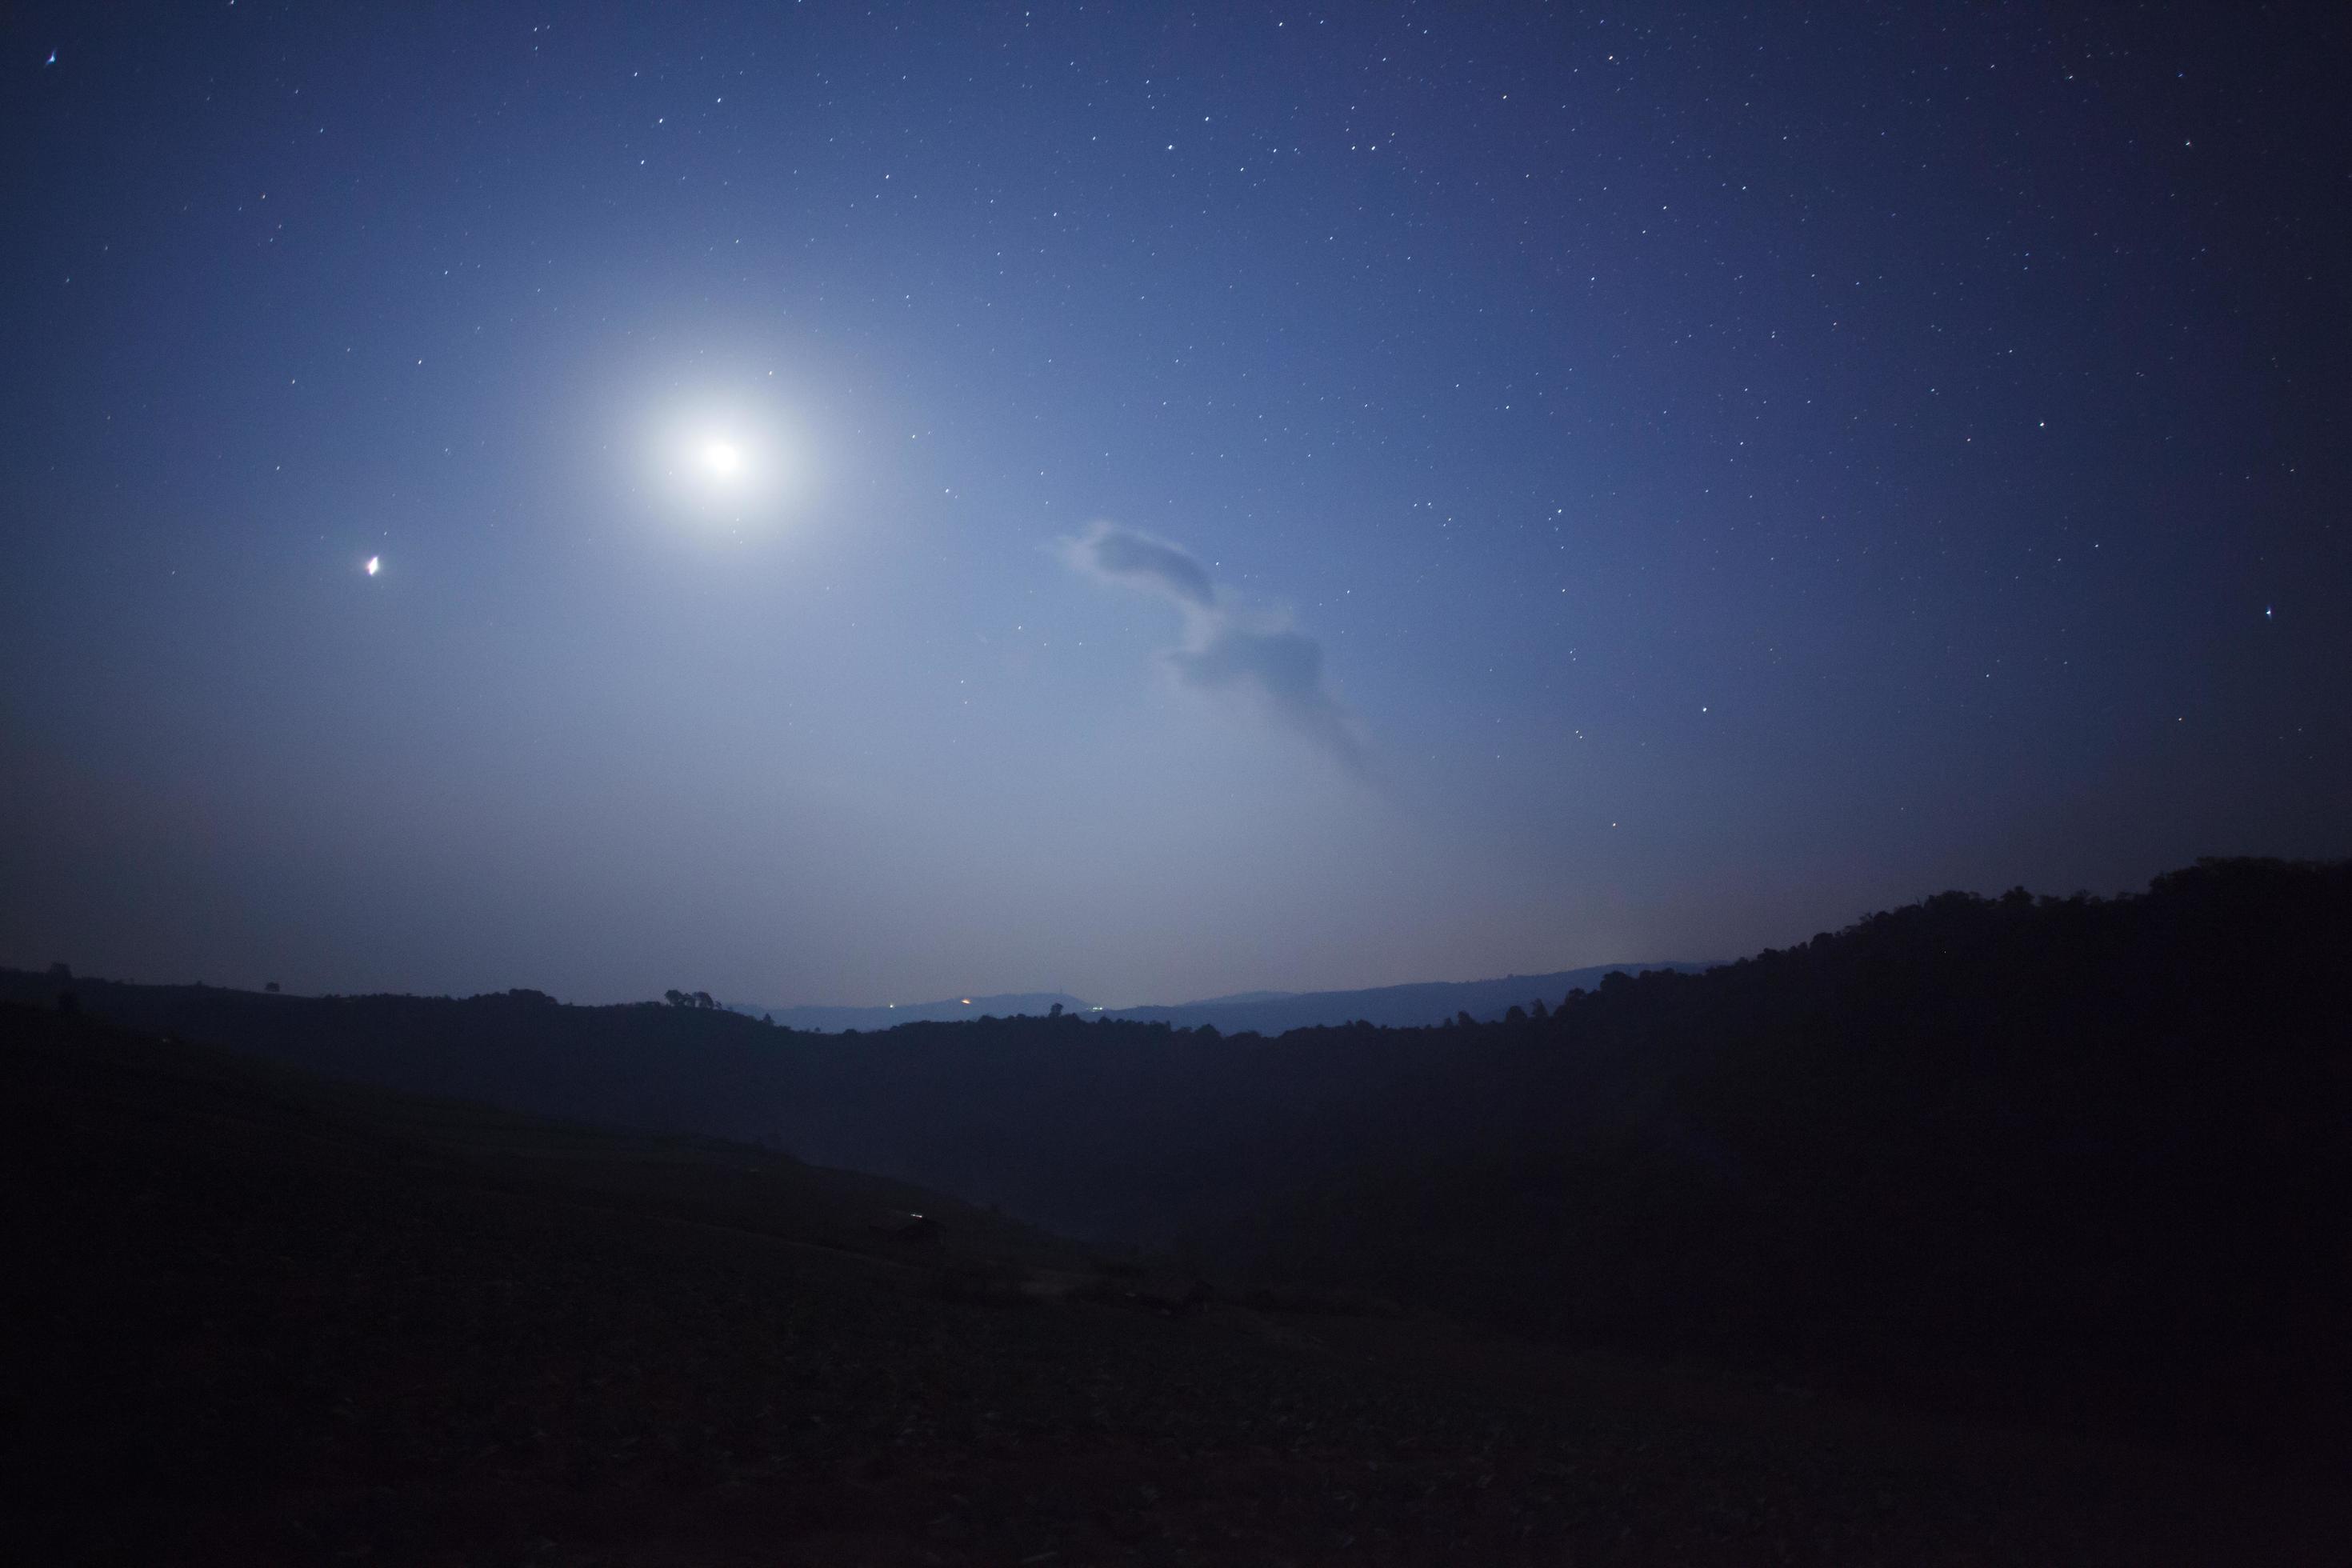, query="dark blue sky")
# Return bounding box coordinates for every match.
[4,2,2345,1006]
